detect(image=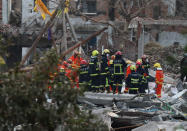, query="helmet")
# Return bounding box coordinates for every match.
[115,51,122,56]
[126,60,132,64]
[141,55,147,59]
[80,60,87,65]
[154,63,161,68]
[137,59,142,63]
[111,55,115,60]
[63,61,68,65]
[103,49,110,54]
[109,60,113,65]
[130,65,136,71]
[92,50,99,56]
[136,61,142,65]
[67,59,72,64]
